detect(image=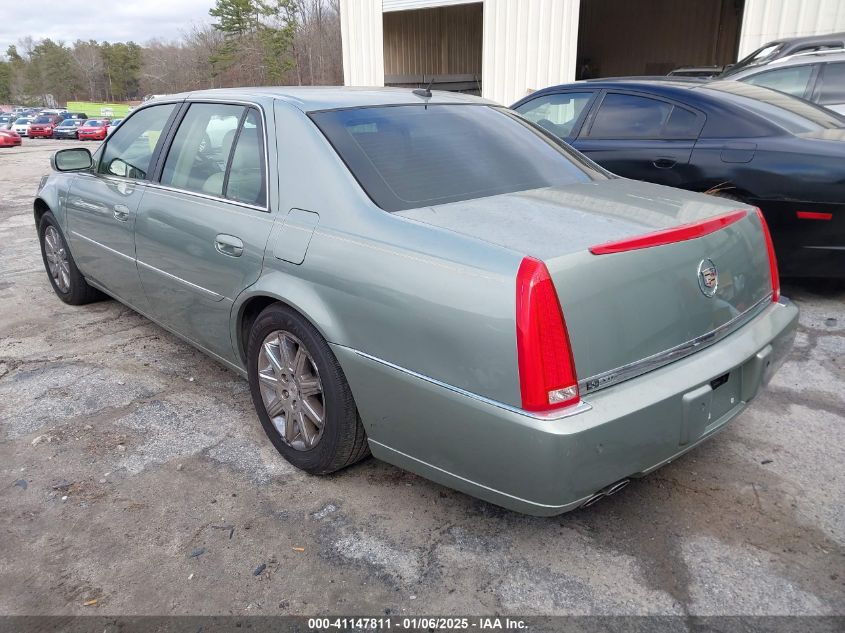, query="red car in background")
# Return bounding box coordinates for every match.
[0,129,22,147]
[77,119,111,141]
[28,115,63,138]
